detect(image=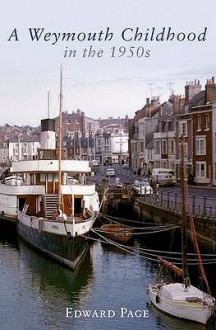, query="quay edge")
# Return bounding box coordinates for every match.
[133,199,216,248]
